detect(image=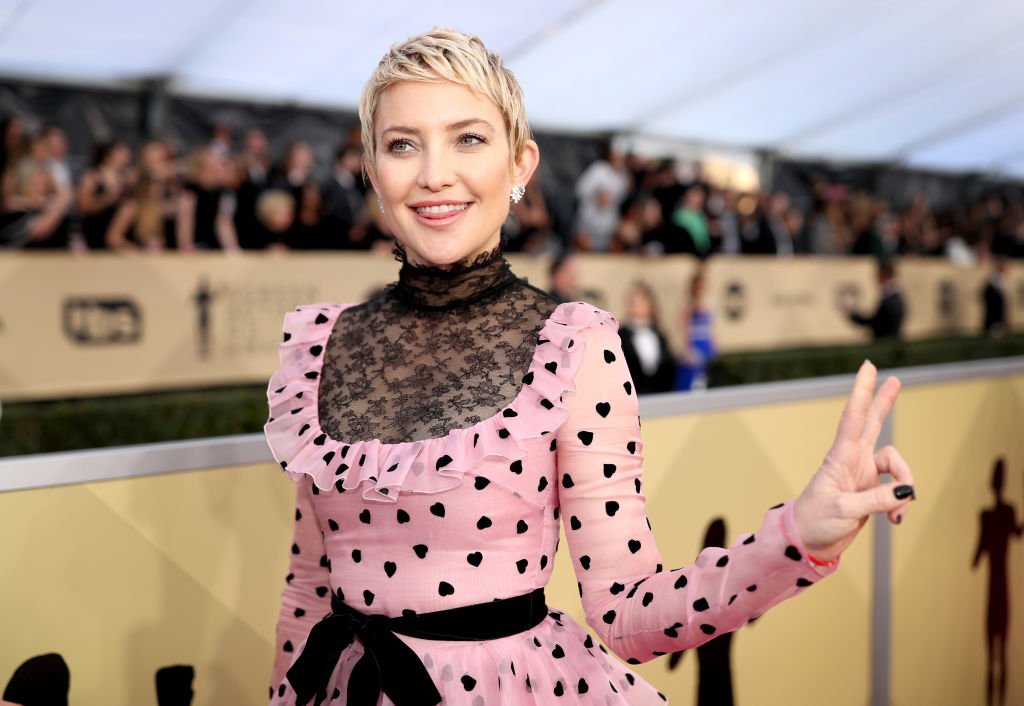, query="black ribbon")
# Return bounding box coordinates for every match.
[287,588,547,706]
